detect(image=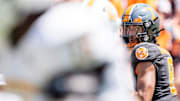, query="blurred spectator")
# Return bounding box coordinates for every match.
[157,0,172,51]
[157,0,172,18]
[164,0,180,40]
[172,39,180,97]
[171,39,180,67]
[162,0,180,97]
[175,62,180,97]
[174,0,180,12]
